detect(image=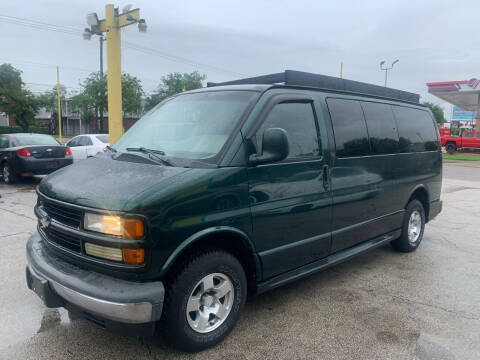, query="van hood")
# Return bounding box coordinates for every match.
[38,154,191,211]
